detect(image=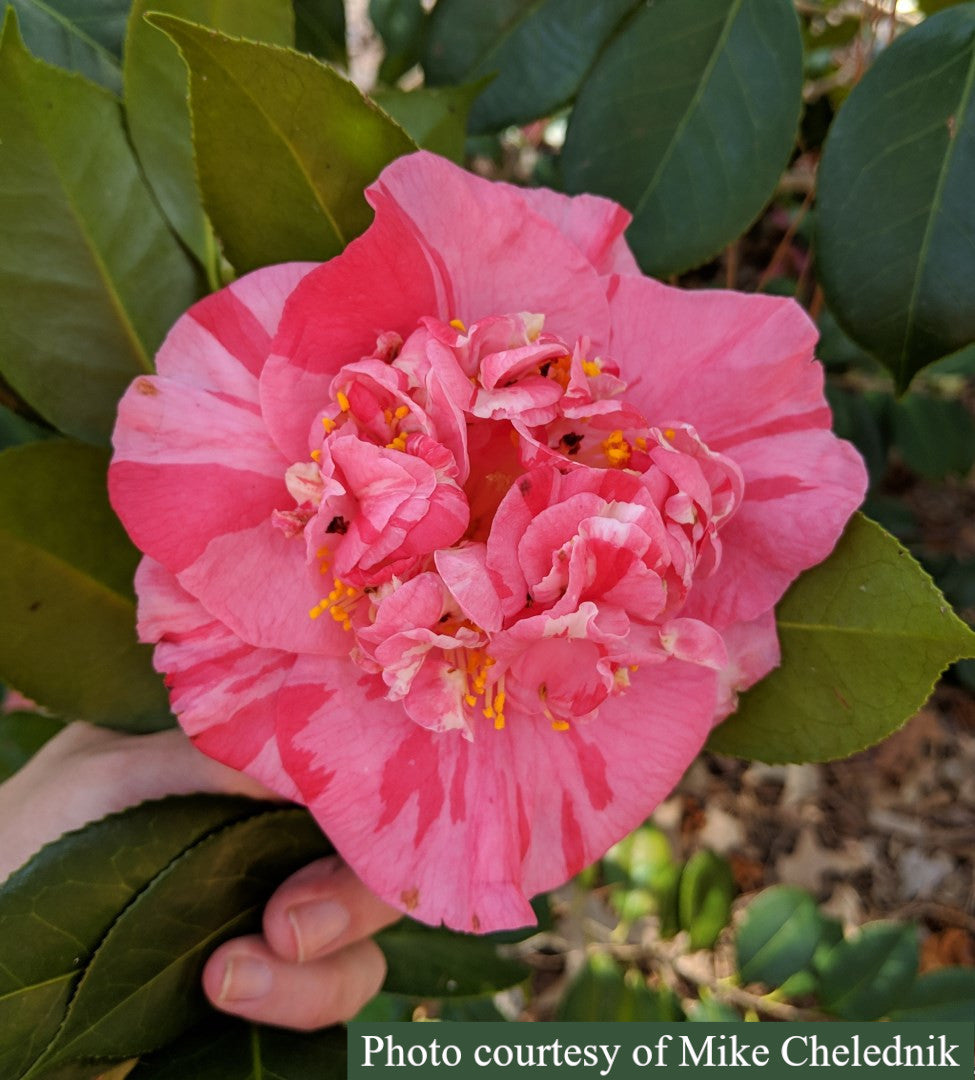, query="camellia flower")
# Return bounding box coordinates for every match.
[110,151,866,932]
